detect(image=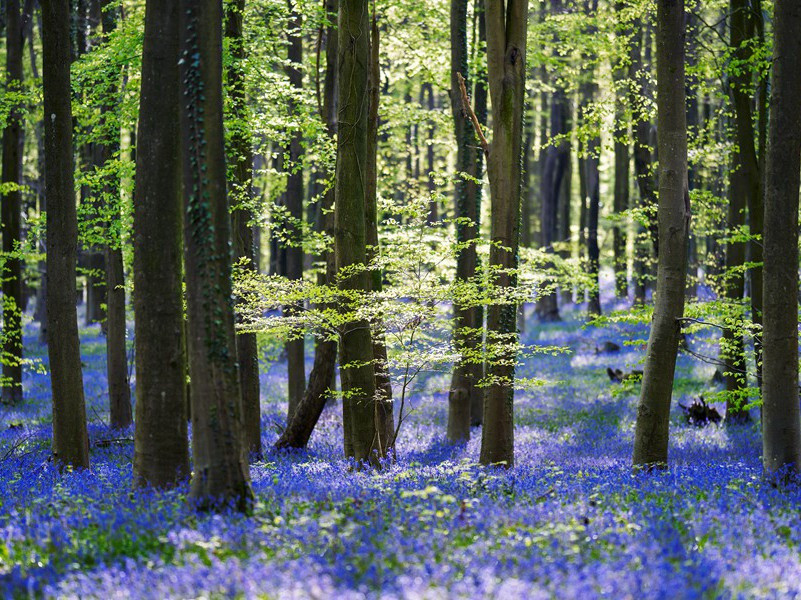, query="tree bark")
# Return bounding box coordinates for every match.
[761,0,801,477]
[178,0,252,509]
[628,23,657,304]
[42,0,89,469]
[479,0,528,468]
[612,3,629,299]
[285,0,306,421]
[365,10,394,454]
[132,0,189,488]
[225,0,261,458]
[1,0,25,404]
[632,0,689,468]
[335,0,382,465]
[447,0,485,443]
